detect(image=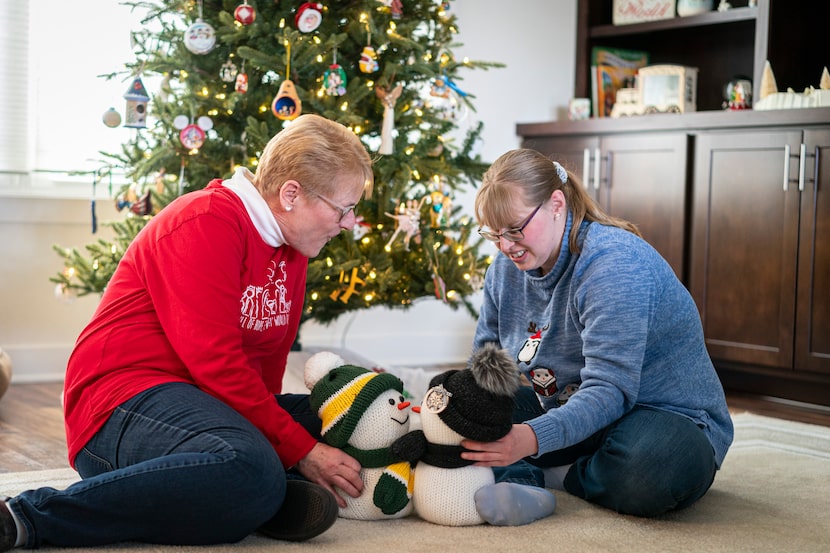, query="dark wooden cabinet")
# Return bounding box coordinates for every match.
[796,130,830,375]
[690,123,830,402]
[522,132,688,279]
[519,109,830,406]
[575,0,827,112]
